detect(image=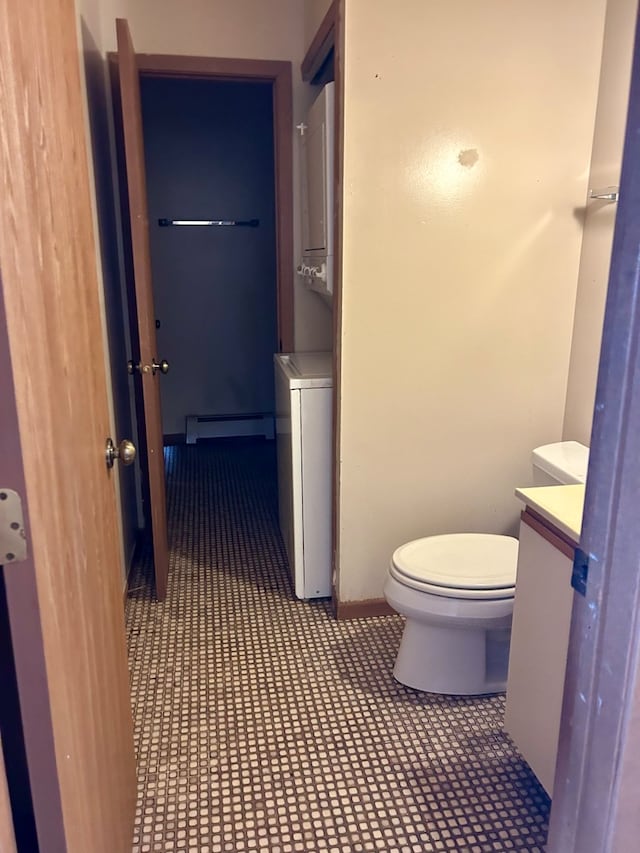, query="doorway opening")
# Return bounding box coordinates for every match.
[139,74,279,447]
[129,53,295,353]
[110,46,294,599]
